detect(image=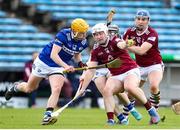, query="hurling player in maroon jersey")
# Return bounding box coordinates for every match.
[81,24,142,125]
[124,10,164,110]
[78,23,160,125]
